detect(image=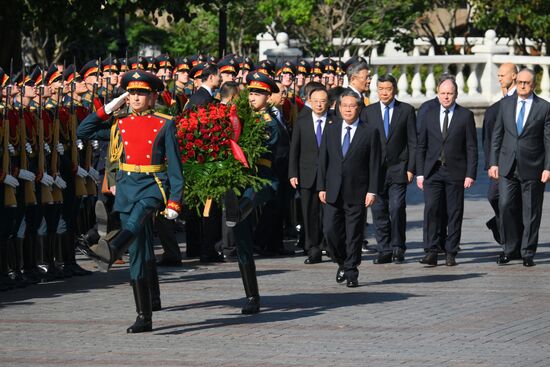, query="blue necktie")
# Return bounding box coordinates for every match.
[516,100,526,135]
[316,119,323,147]
[383,105,390,139]
[342,126,351,156]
